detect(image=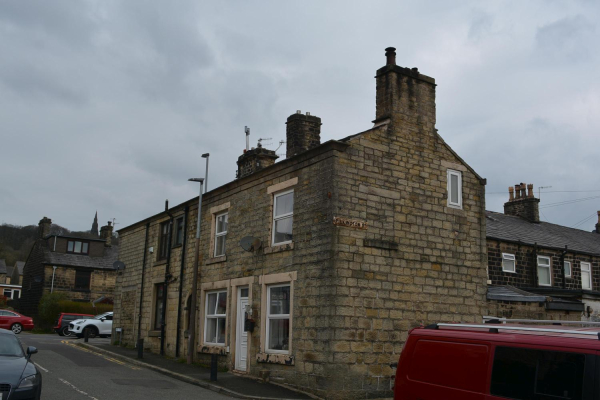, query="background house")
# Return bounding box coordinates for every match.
[486,184,600,321]
[113,48,488,399]
[19,217,119,319]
